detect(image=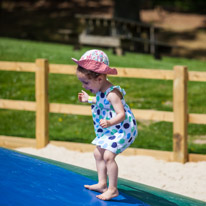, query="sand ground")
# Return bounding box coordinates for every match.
[16,144,206,202]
